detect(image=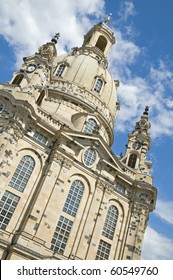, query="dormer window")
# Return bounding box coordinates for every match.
[93,78,103,93]
[84,118,99,134]
[55,63,66,77]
